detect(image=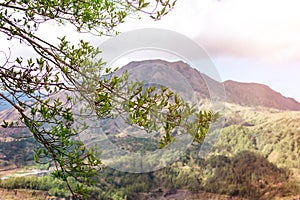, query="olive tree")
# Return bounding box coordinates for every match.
[0,0,217,197]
